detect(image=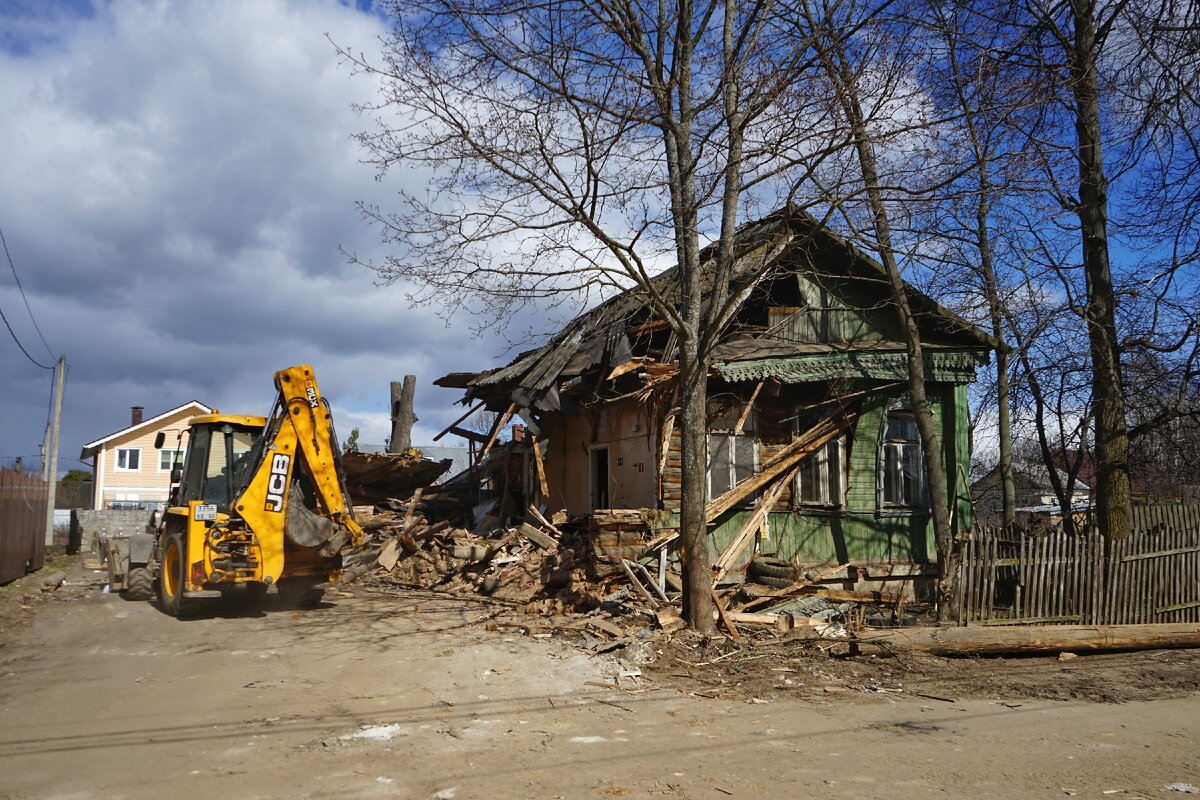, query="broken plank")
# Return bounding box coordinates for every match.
[530,433,550,501]
[481,402,518,459]
[712,465,800,584]
[528,505,563,538]
[516,522,557,551]
[712,589,742,641]
[376,538,402,571]
[706,405,858,522]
